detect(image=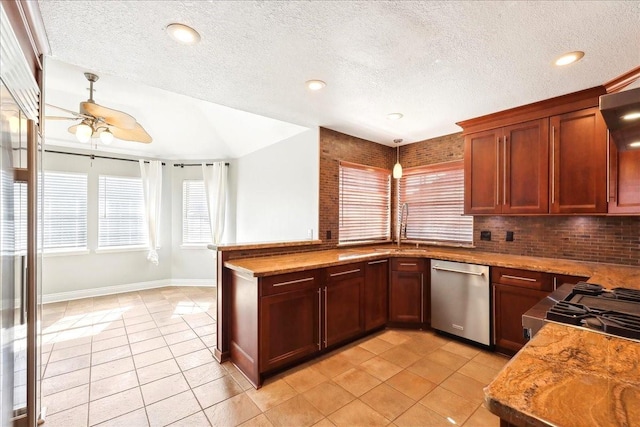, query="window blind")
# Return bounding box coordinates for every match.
[339,161,391,243]
[183,180,211,244]
[42,172,88,249]
[98,175,147,247]
[13,181,26,252]
[398,161,473,244]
